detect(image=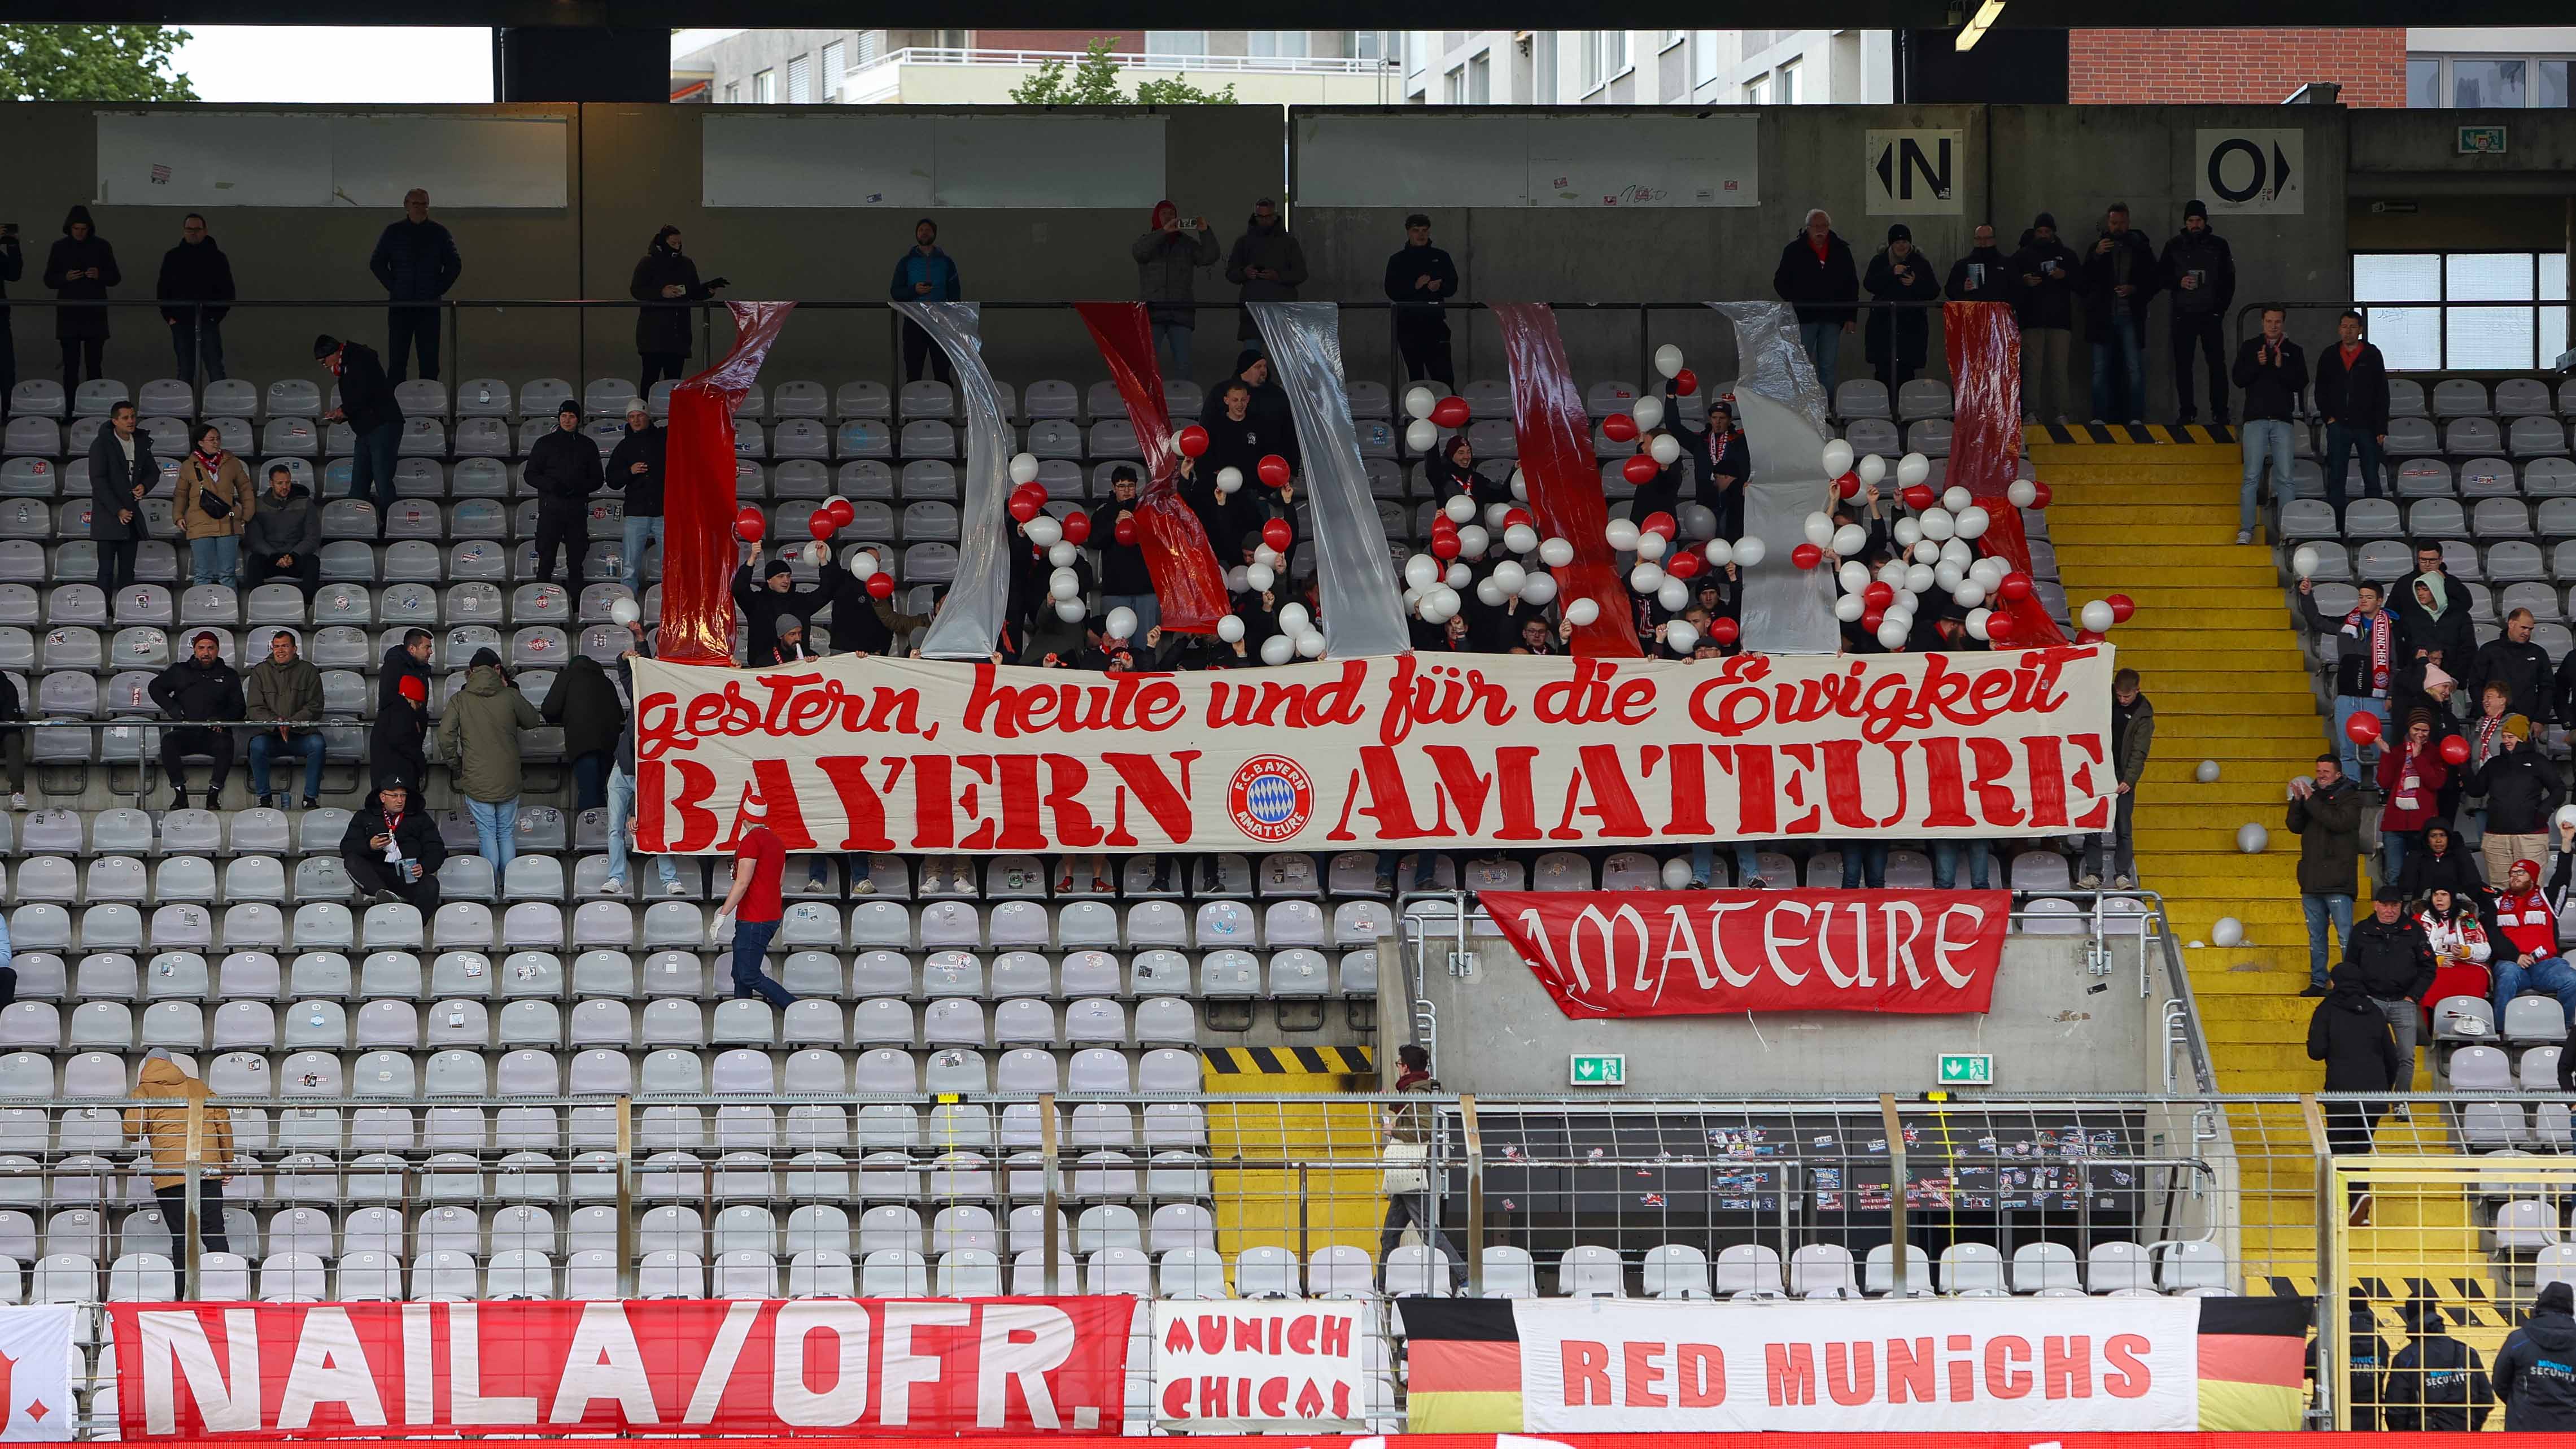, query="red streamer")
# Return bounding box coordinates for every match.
[657,302,796,666]
[1489,303,1641,658]
[1944,300,2063,647]
[1074,302,1229,634]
